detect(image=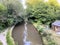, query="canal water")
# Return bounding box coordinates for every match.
[12,22,43,45]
